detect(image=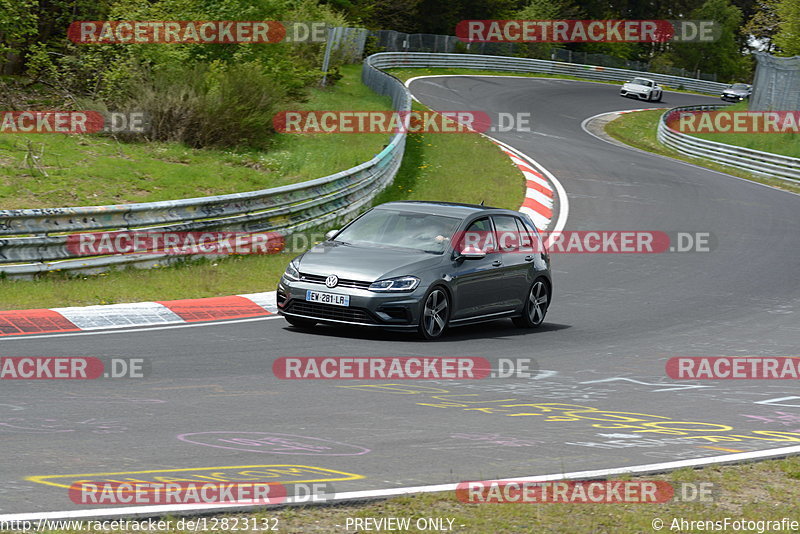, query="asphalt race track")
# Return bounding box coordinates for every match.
[2,77,799,516]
